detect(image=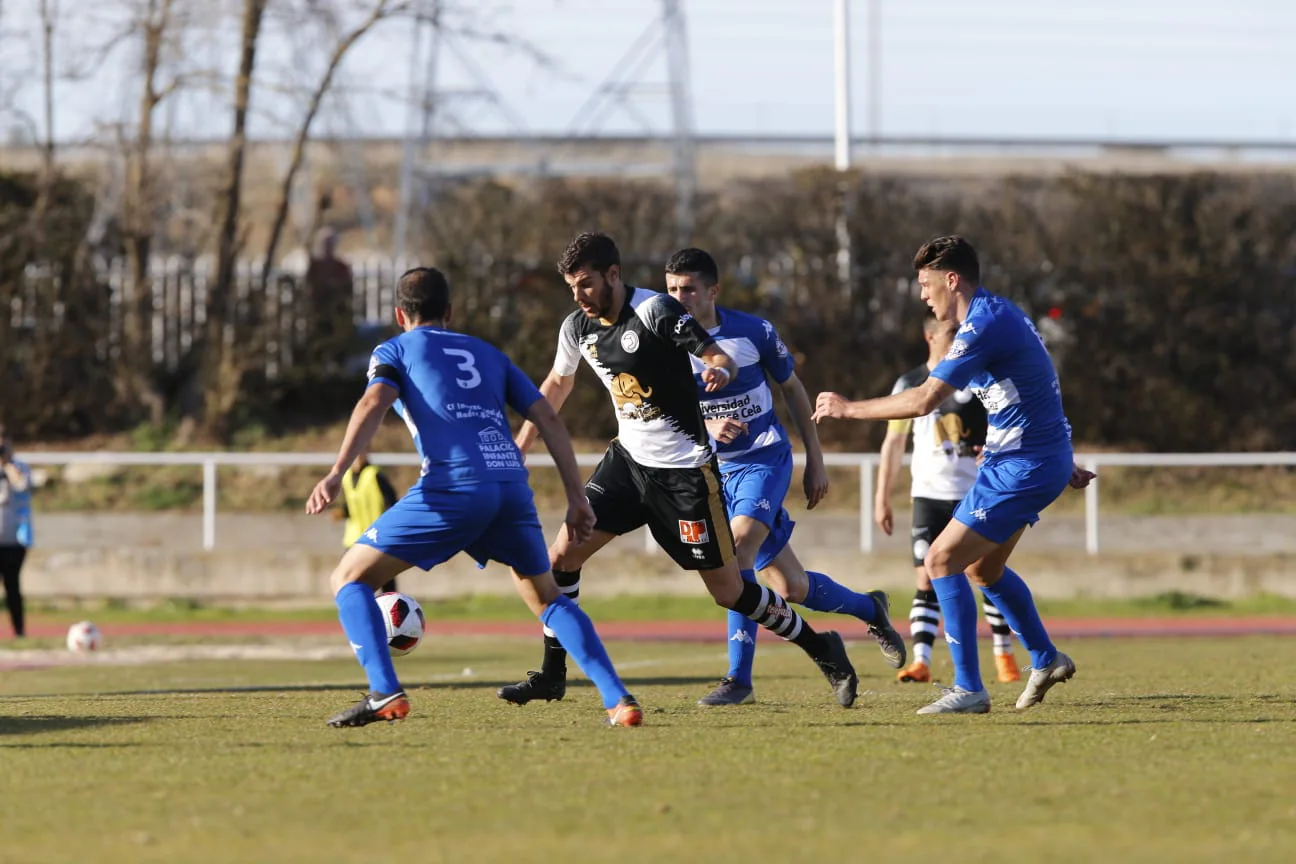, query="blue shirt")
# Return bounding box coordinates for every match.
[688,307,796,467]
[930,288,1072,462]
[366,327,542,488]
